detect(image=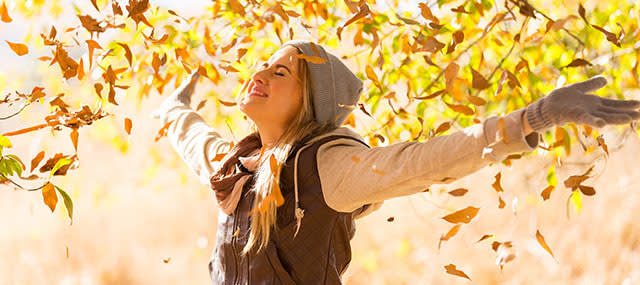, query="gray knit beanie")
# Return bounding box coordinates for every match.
[283,40,363,127]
